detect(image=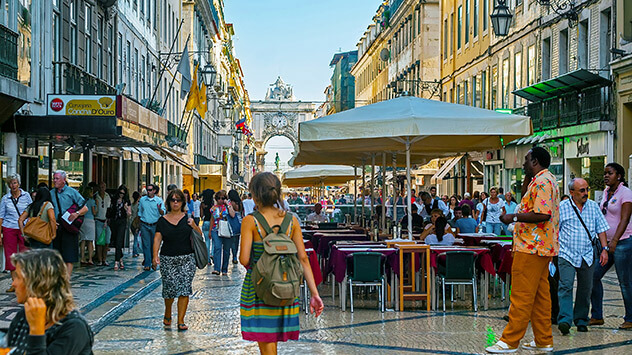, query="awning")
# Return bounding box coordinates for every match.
[513,69,611,102]
[136,147,166,162]
[156,147,199,177]
[431,155,464,184]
